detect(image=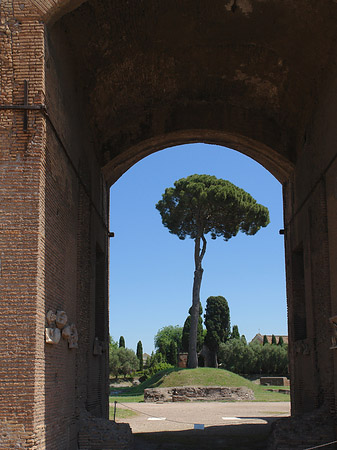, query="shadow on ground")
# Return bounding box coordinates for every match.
[134,421,274,450]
